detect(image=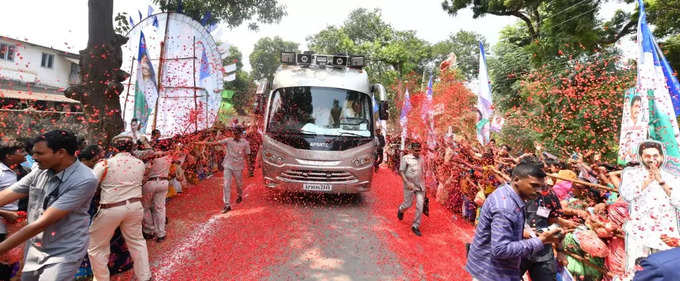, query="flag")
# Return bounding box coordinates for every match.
[635,0,680,173]
[138,10,143,21]
[400,89,411,151]
[148,5,154,16]
[223,73,236,82]
[177,0,183,13]
[152,15,159,28]
[129,16,134,26]
[133,31,159,133]
[476,41,493,145]
[422,76,436,149]
[201,11,211,26]
[199,48,210,81]
[223,63,237,74]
